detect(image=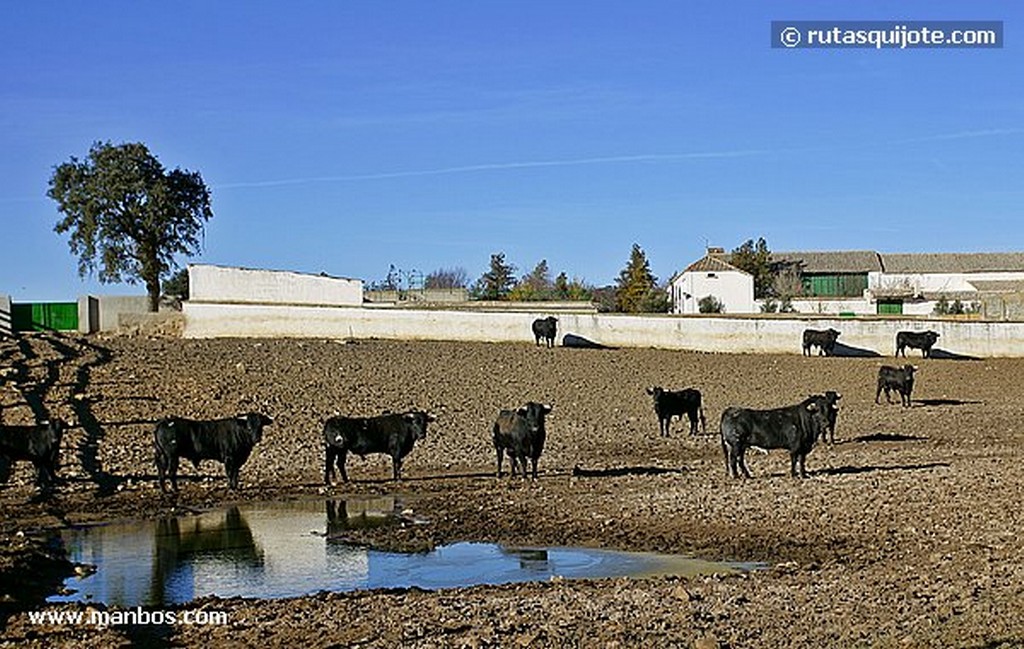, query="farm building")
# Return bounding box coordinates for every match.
[669,249,754,314]
[671,249,1024,319]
